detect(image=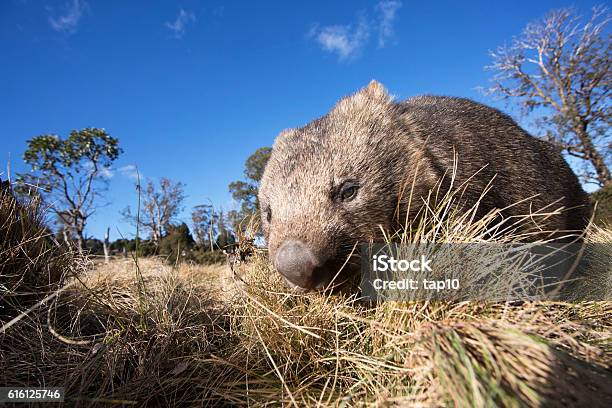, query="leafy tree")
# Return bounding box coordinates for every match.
[84,238,104,255]
[109,237,155,257]
[122,177,186,245]
[17,128,122,249]
[485,6,611,186]
[110,238,132,252]
[158,222,195,263]
[189,249,227,265]
[191,204,218,249]
[228,147,272,224]
[214,210,236,250]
